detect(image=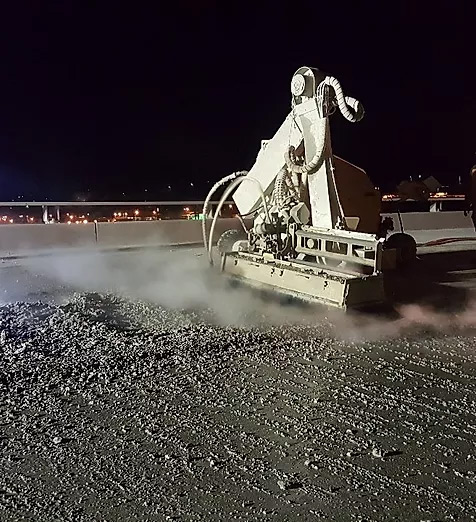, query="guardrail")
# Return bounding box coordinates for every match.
[0,204,474,259]
[0,218,246,258]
